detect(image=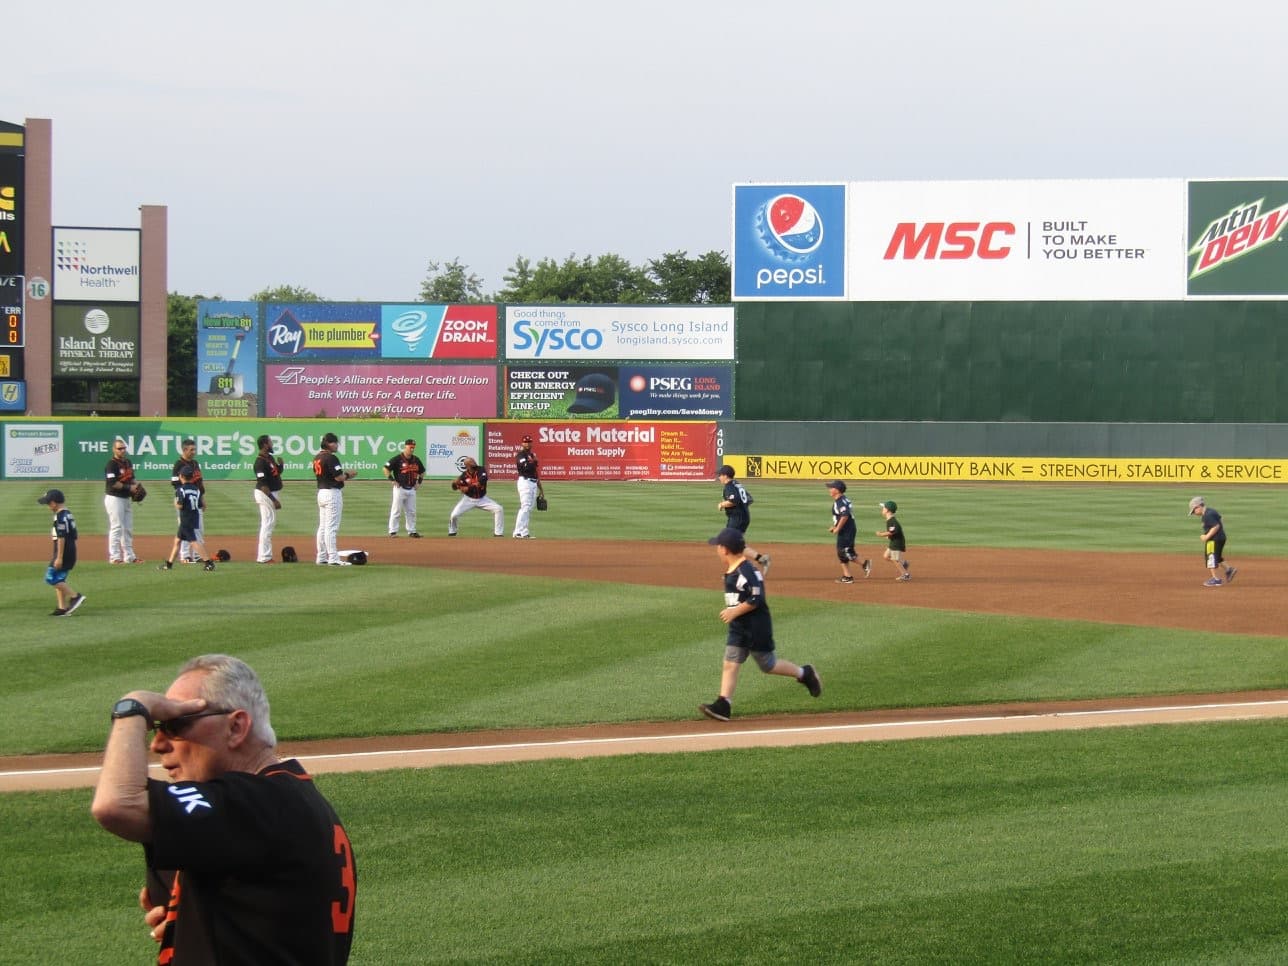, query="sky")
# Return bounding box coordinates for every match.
[6,0,1284,302]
